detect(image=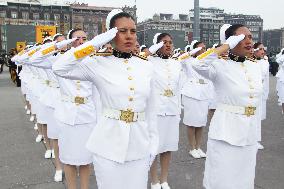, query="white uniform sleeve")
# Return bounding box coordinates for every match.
[52,48,96,82]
